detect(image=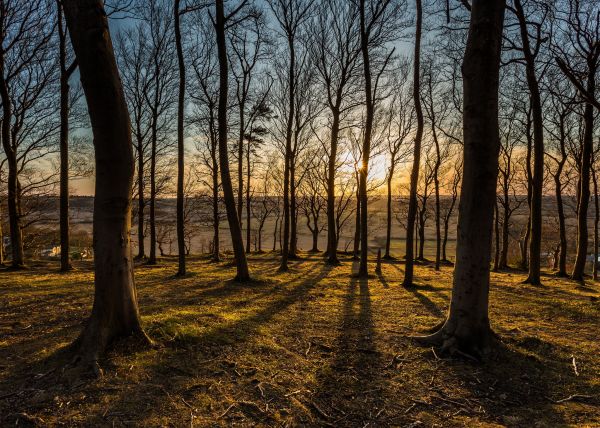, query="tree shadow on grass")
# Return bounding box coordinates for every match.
[66,263,333,426]
[310,275,388,426]
[422,337,599,427]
